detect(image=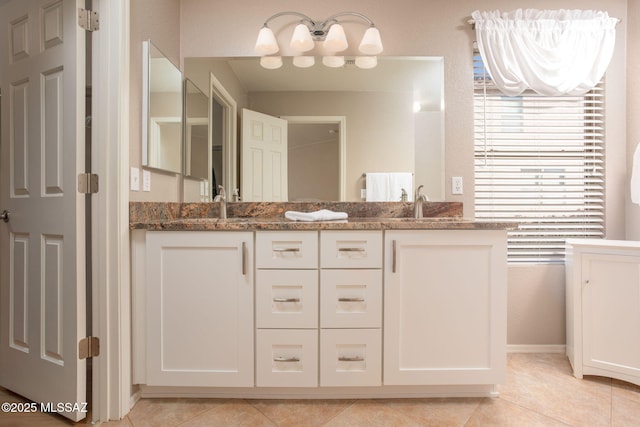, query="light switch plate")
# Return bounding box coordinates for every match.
[130,167,140,191]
